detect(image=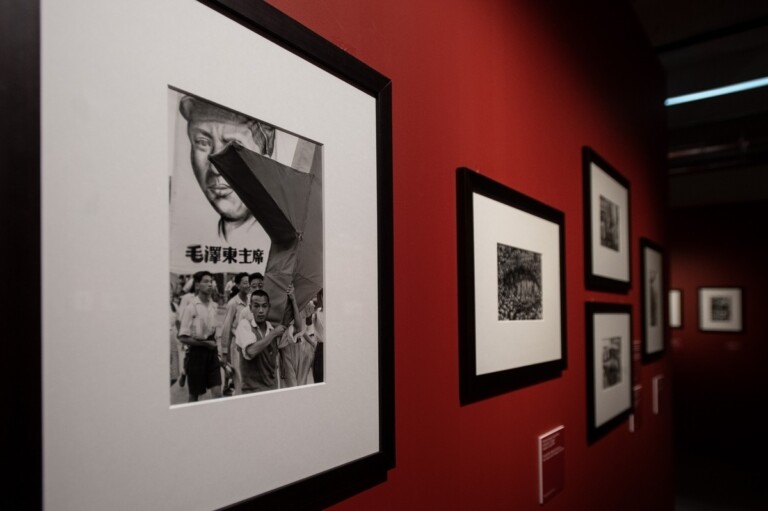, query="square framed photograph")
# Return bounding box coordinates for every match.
[699,287,743,332]
[457,167,566,404]
[586,302,633,443]
[583,147,631,293]
[641,238,664,360]
[669,289,682,328]
[37,1,393,510]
